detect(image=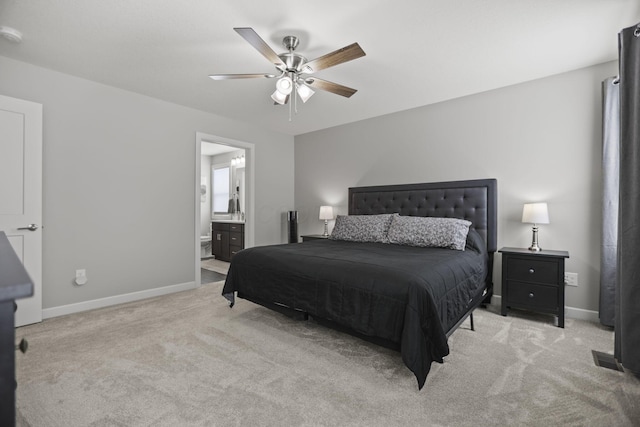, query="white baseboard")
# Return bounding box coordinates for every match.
[42,281,197,319]
[564,305,600,323]
[490,295,599,323]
